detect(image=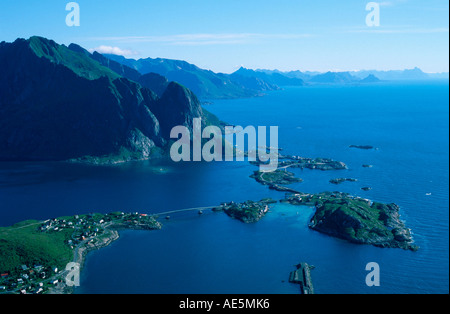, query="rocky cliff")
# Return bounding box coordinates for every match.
[0,36,214,163]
